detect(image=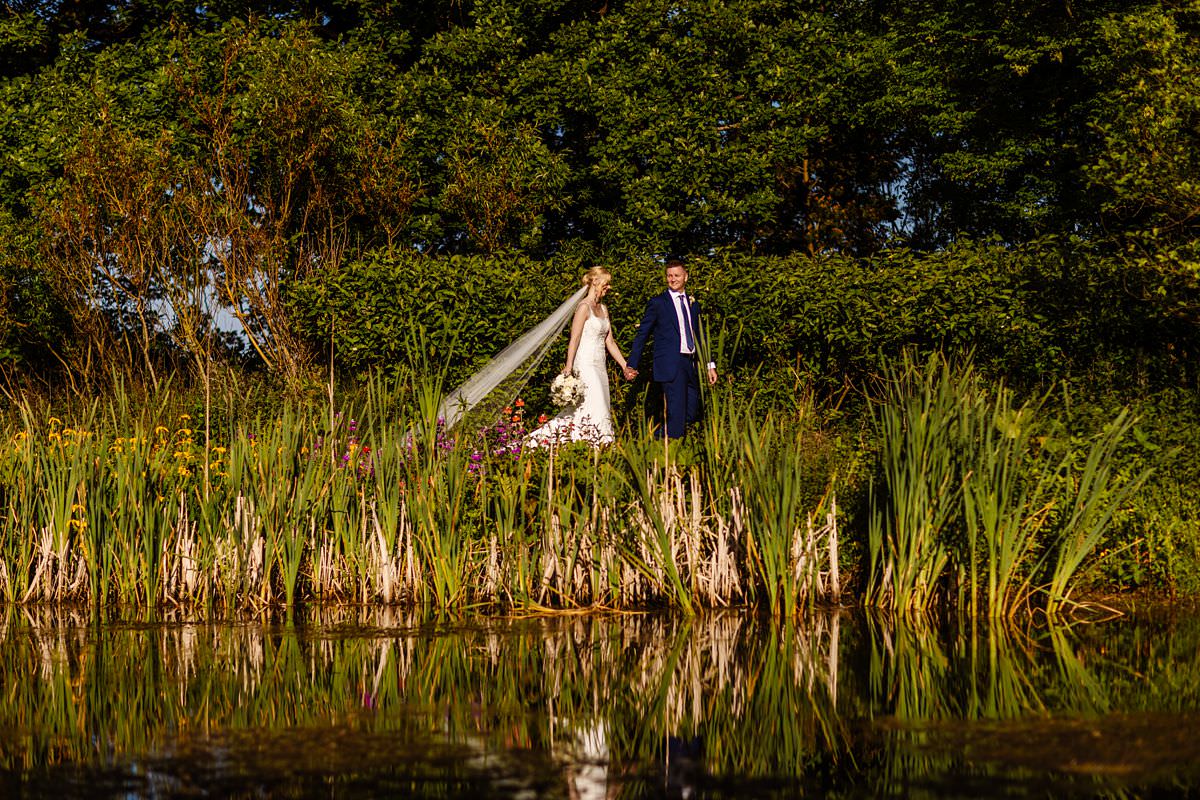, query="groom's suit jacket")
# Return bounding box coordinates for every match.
[628,290,703,382]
